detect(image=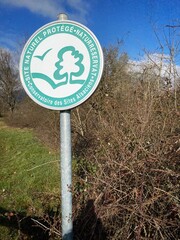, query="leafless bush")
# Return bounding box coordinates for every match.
[71,47,180,239]
[71,87,179,239]
[5,96,60,150]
